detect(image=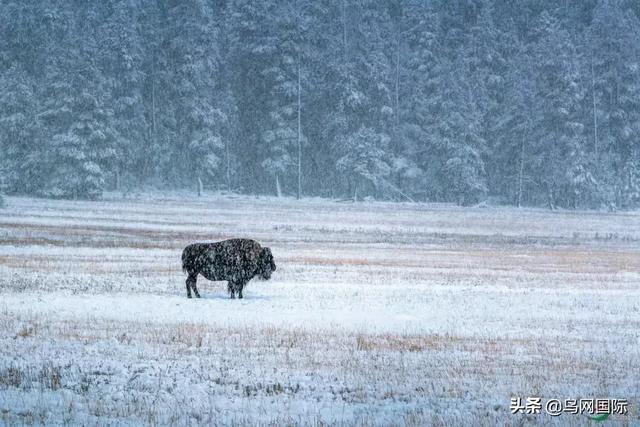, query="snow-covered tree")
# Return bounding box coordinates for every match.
[0,0,638,208]
[588,0,640,208]
[336,126,391,201]
[532,12,593,208]
[259,0,309,197]
[0,74,37,193]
